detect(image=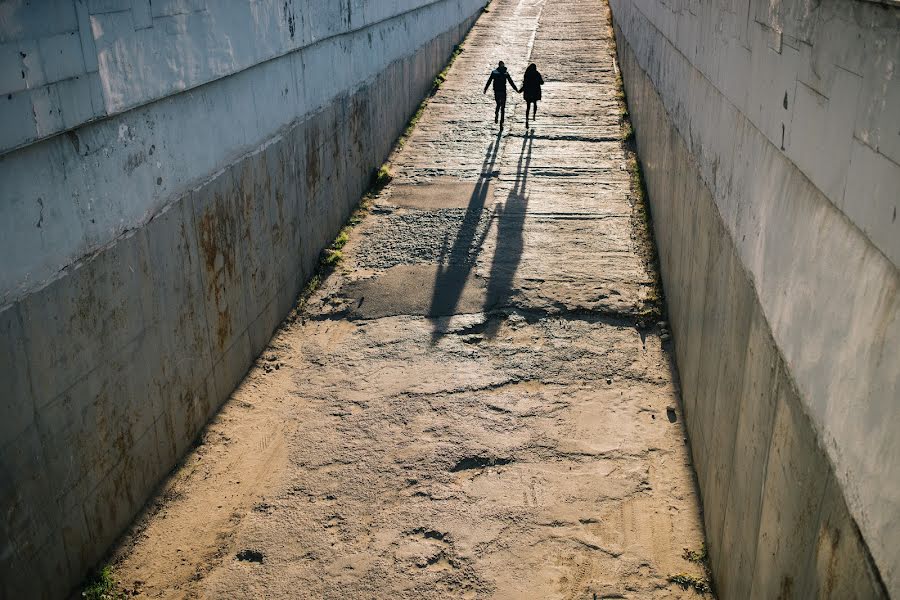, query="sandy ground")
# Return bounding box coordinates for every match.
[110,0,711,598]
